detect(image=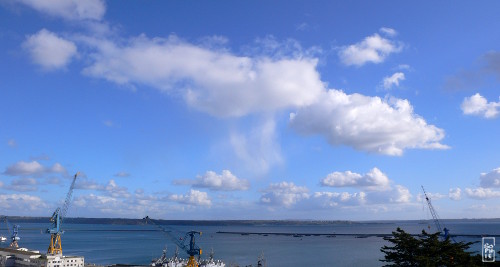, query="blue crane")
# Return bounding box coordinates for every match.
[46,172,79,255]
[3,217,20,248]
[421,186,454,241]
[144,216,202,267]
